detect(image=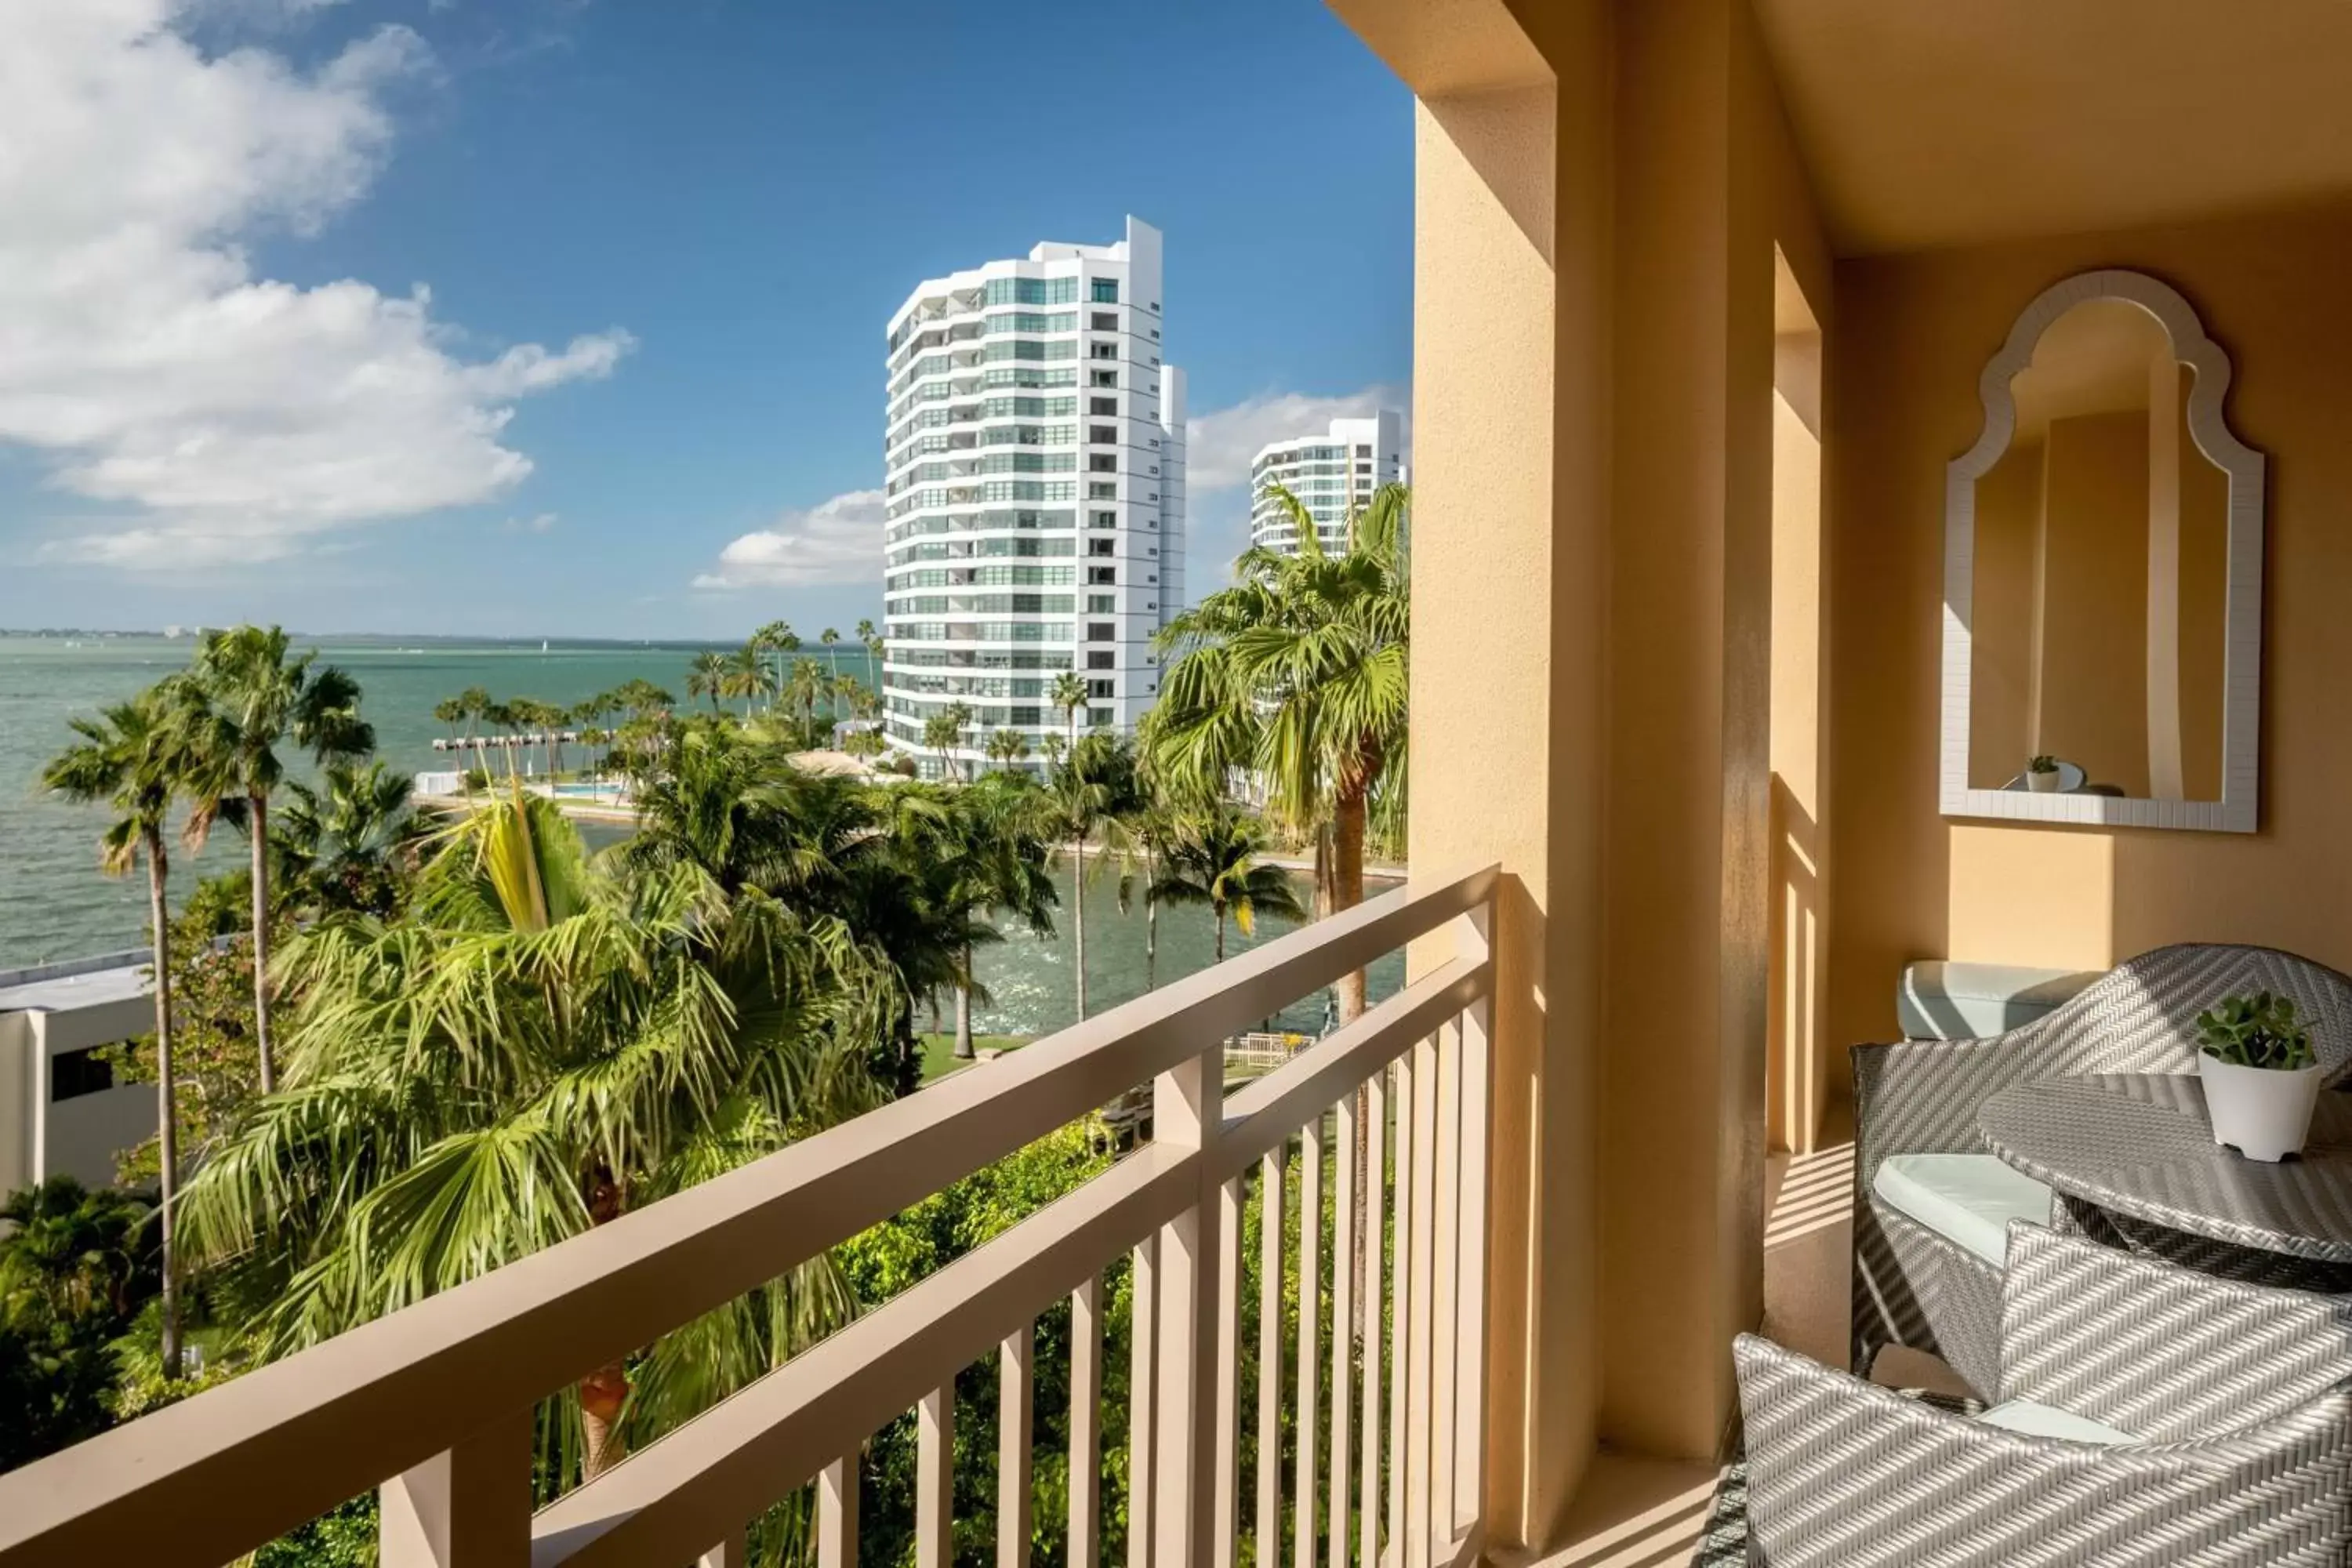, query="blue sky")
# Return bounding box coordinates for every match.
[0,0,1412,641]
